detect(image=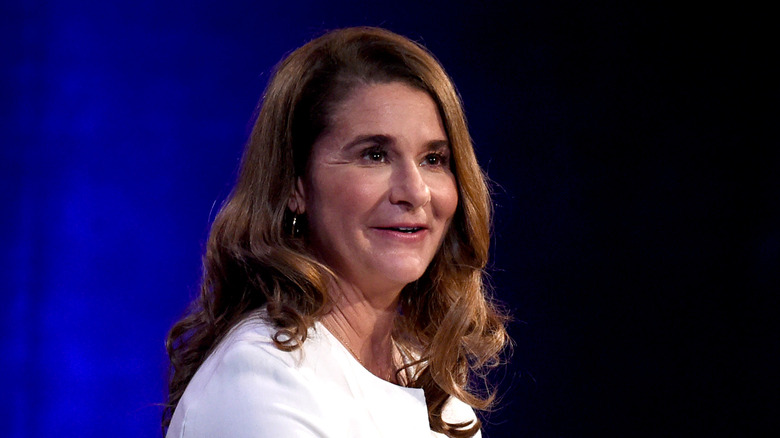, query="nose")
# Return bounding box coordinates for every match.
[389,160,431,209]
